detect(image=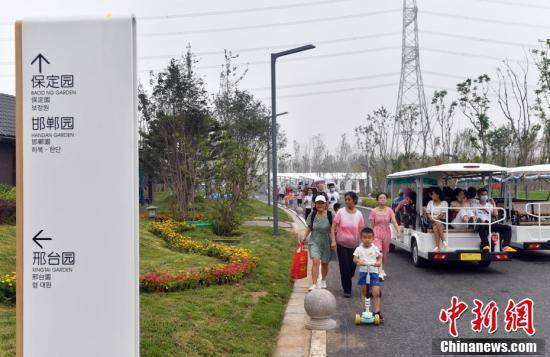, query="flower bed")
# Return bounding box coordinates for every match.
[0,220,257,302]
[0,273,16,305]
[140,220,258,293]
